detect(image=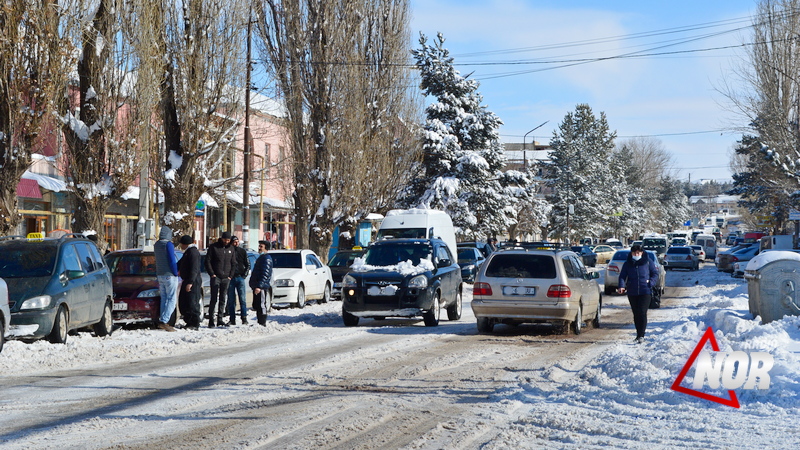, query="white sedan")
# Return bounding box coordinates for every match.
[269,250,333,307]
